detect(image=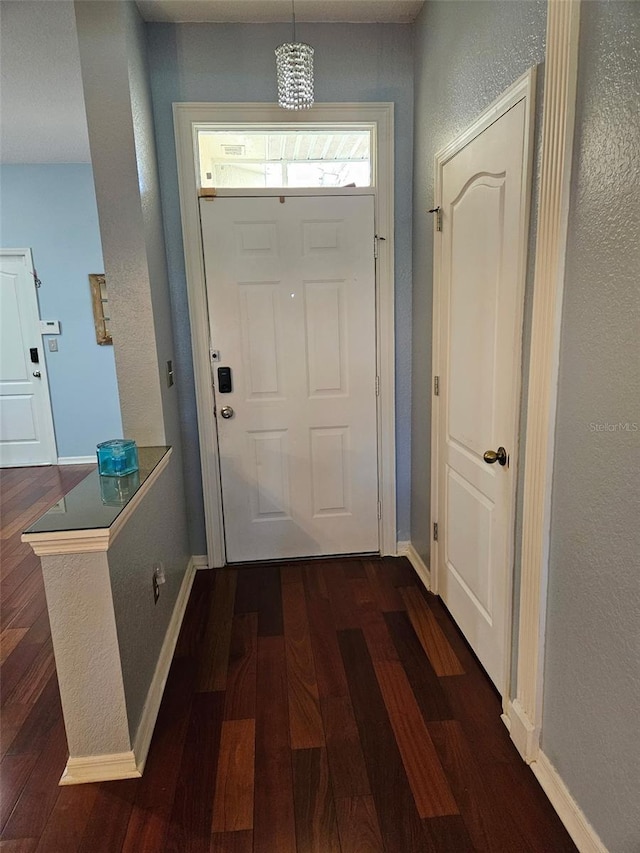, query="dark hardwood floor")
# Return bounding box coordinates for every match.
[0,466,577,852]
